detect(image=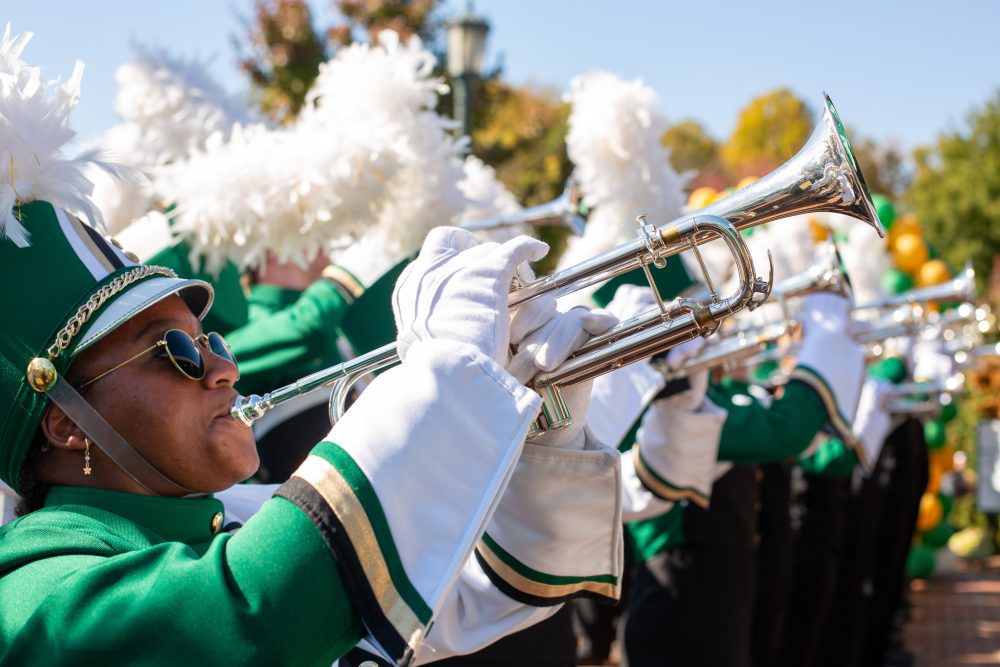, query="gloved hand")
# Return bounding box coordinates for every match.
[853,378,894,472]
[604,284,658,322]
[509,302,618,449]
[663,336,709,410]
[392,227,548,365]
